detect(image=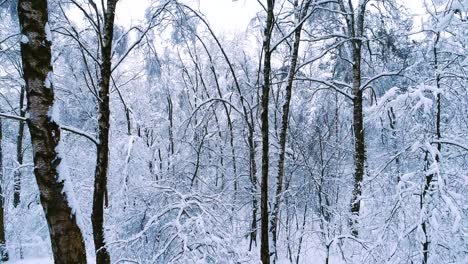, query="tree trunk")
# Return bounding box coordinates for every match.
[0,119,9,261]
[348,1,367,237]
[92,1,118,263]
[350,58,364,237]
[421,32,441,264]
[14,86,26,207]
[270,1,311,257]
[260,1,275,263]
[248,120,258,251]
[17,1,87,263]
